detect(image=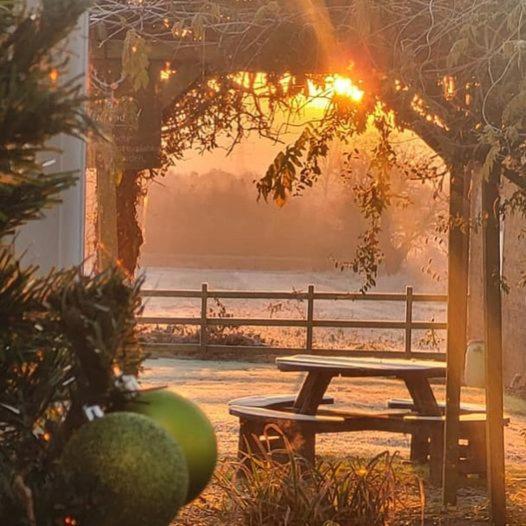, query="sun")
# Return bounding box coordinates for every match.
[331,75,364,102]
[228,71,364,111]
[307,74,364,109]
